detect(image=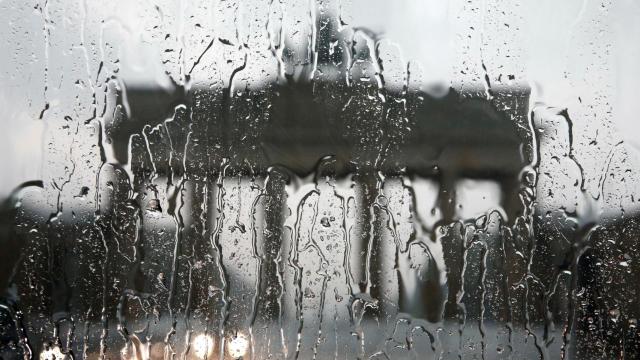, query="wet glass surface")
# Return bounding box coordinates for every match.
[1,1,640,359]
